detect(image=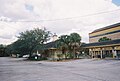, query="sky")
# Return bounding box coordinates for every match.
[112,0,120,6]
[0,0,120,45]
